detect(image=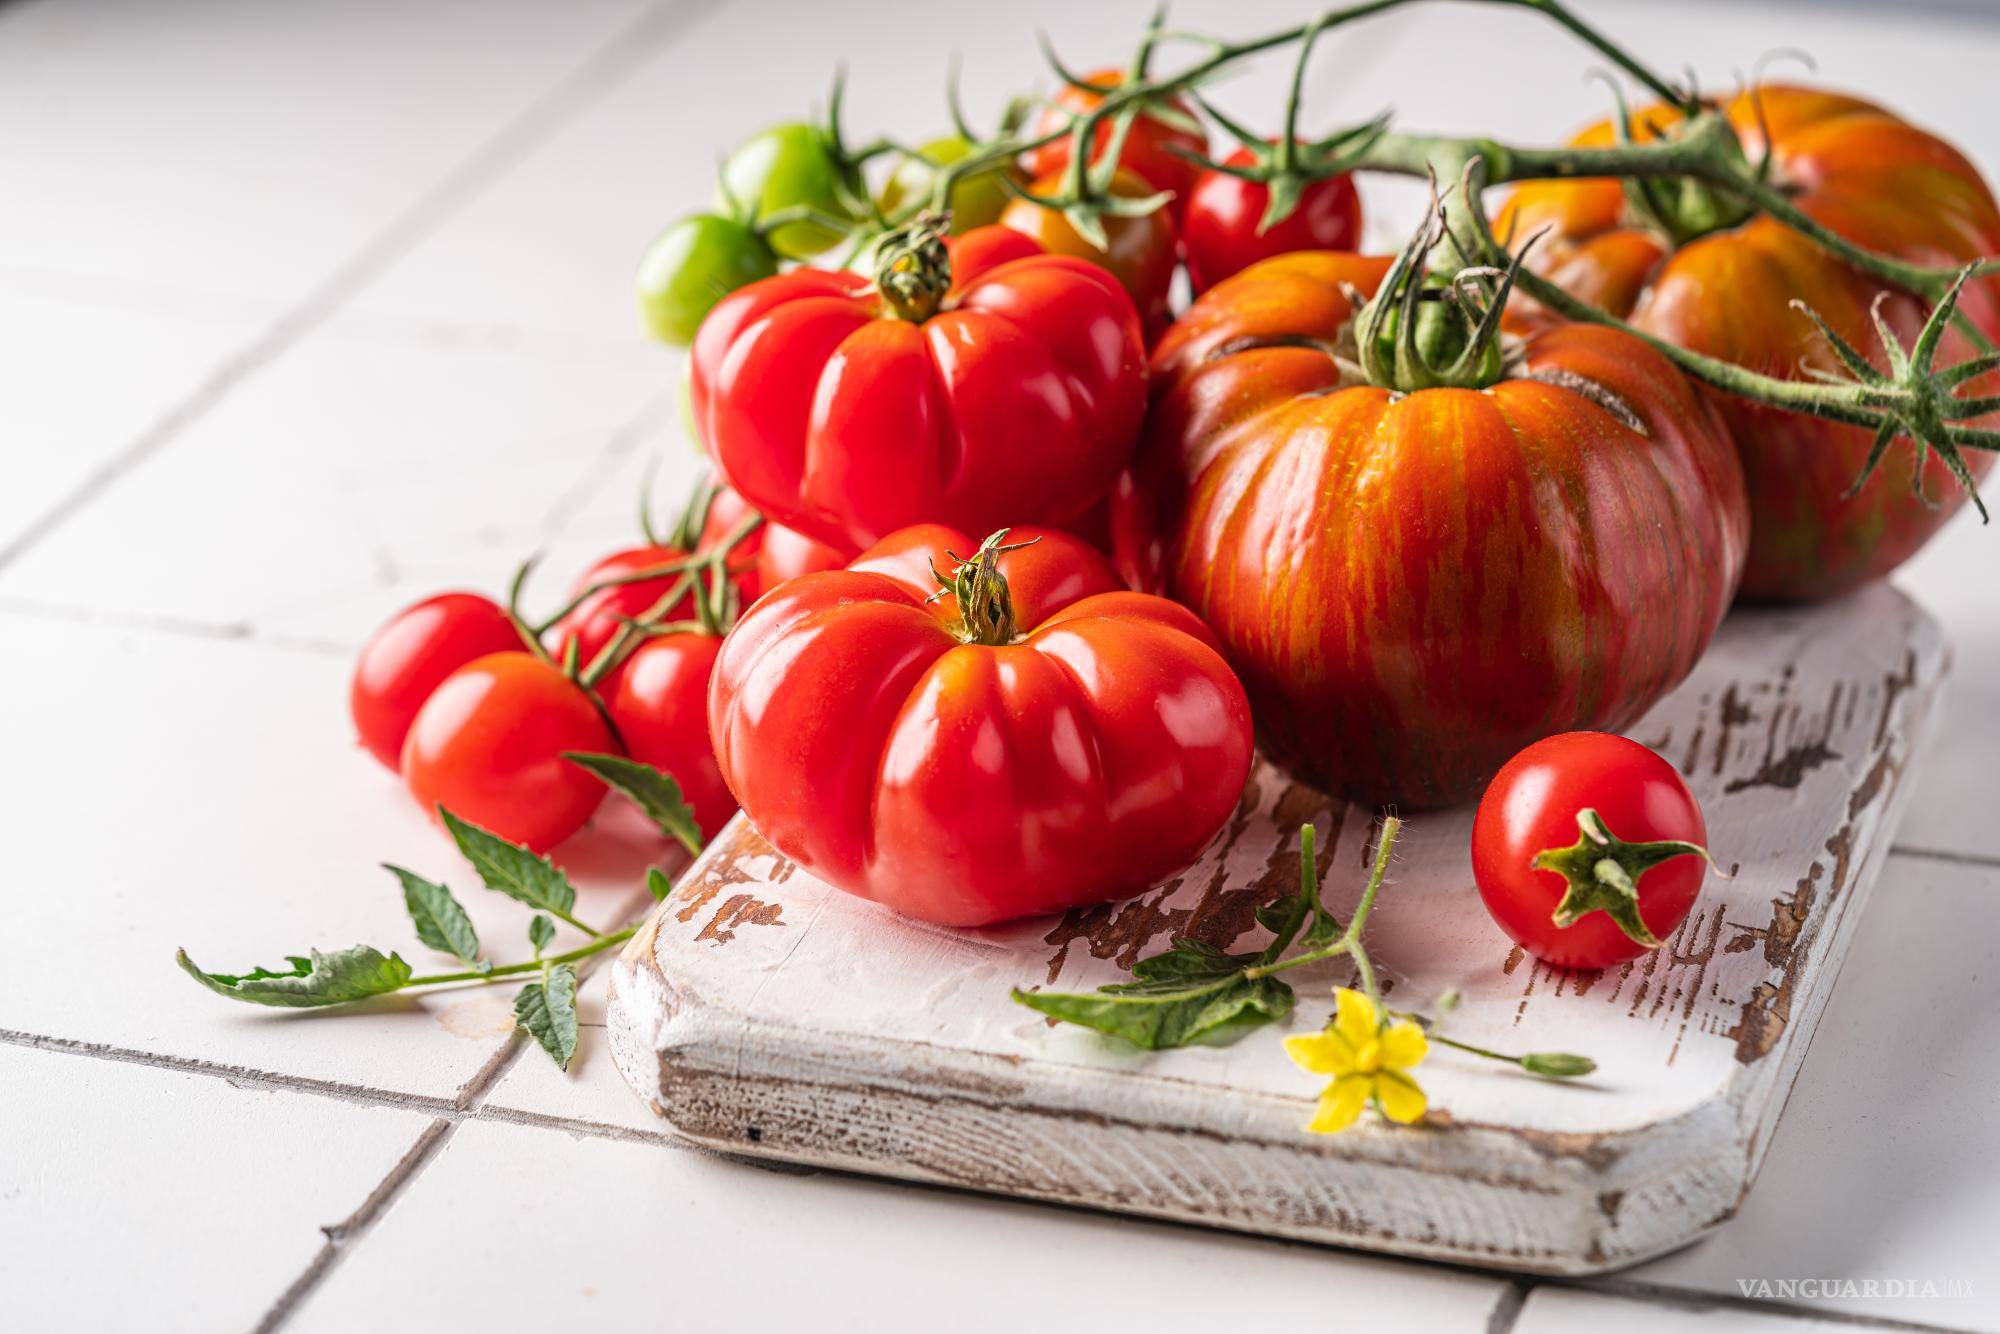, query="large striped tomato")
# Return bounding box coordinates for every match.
[688,224,1147,554]
[707,525,1254,926]
[1498,84,2000,600]
[1114,252,1749,808]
